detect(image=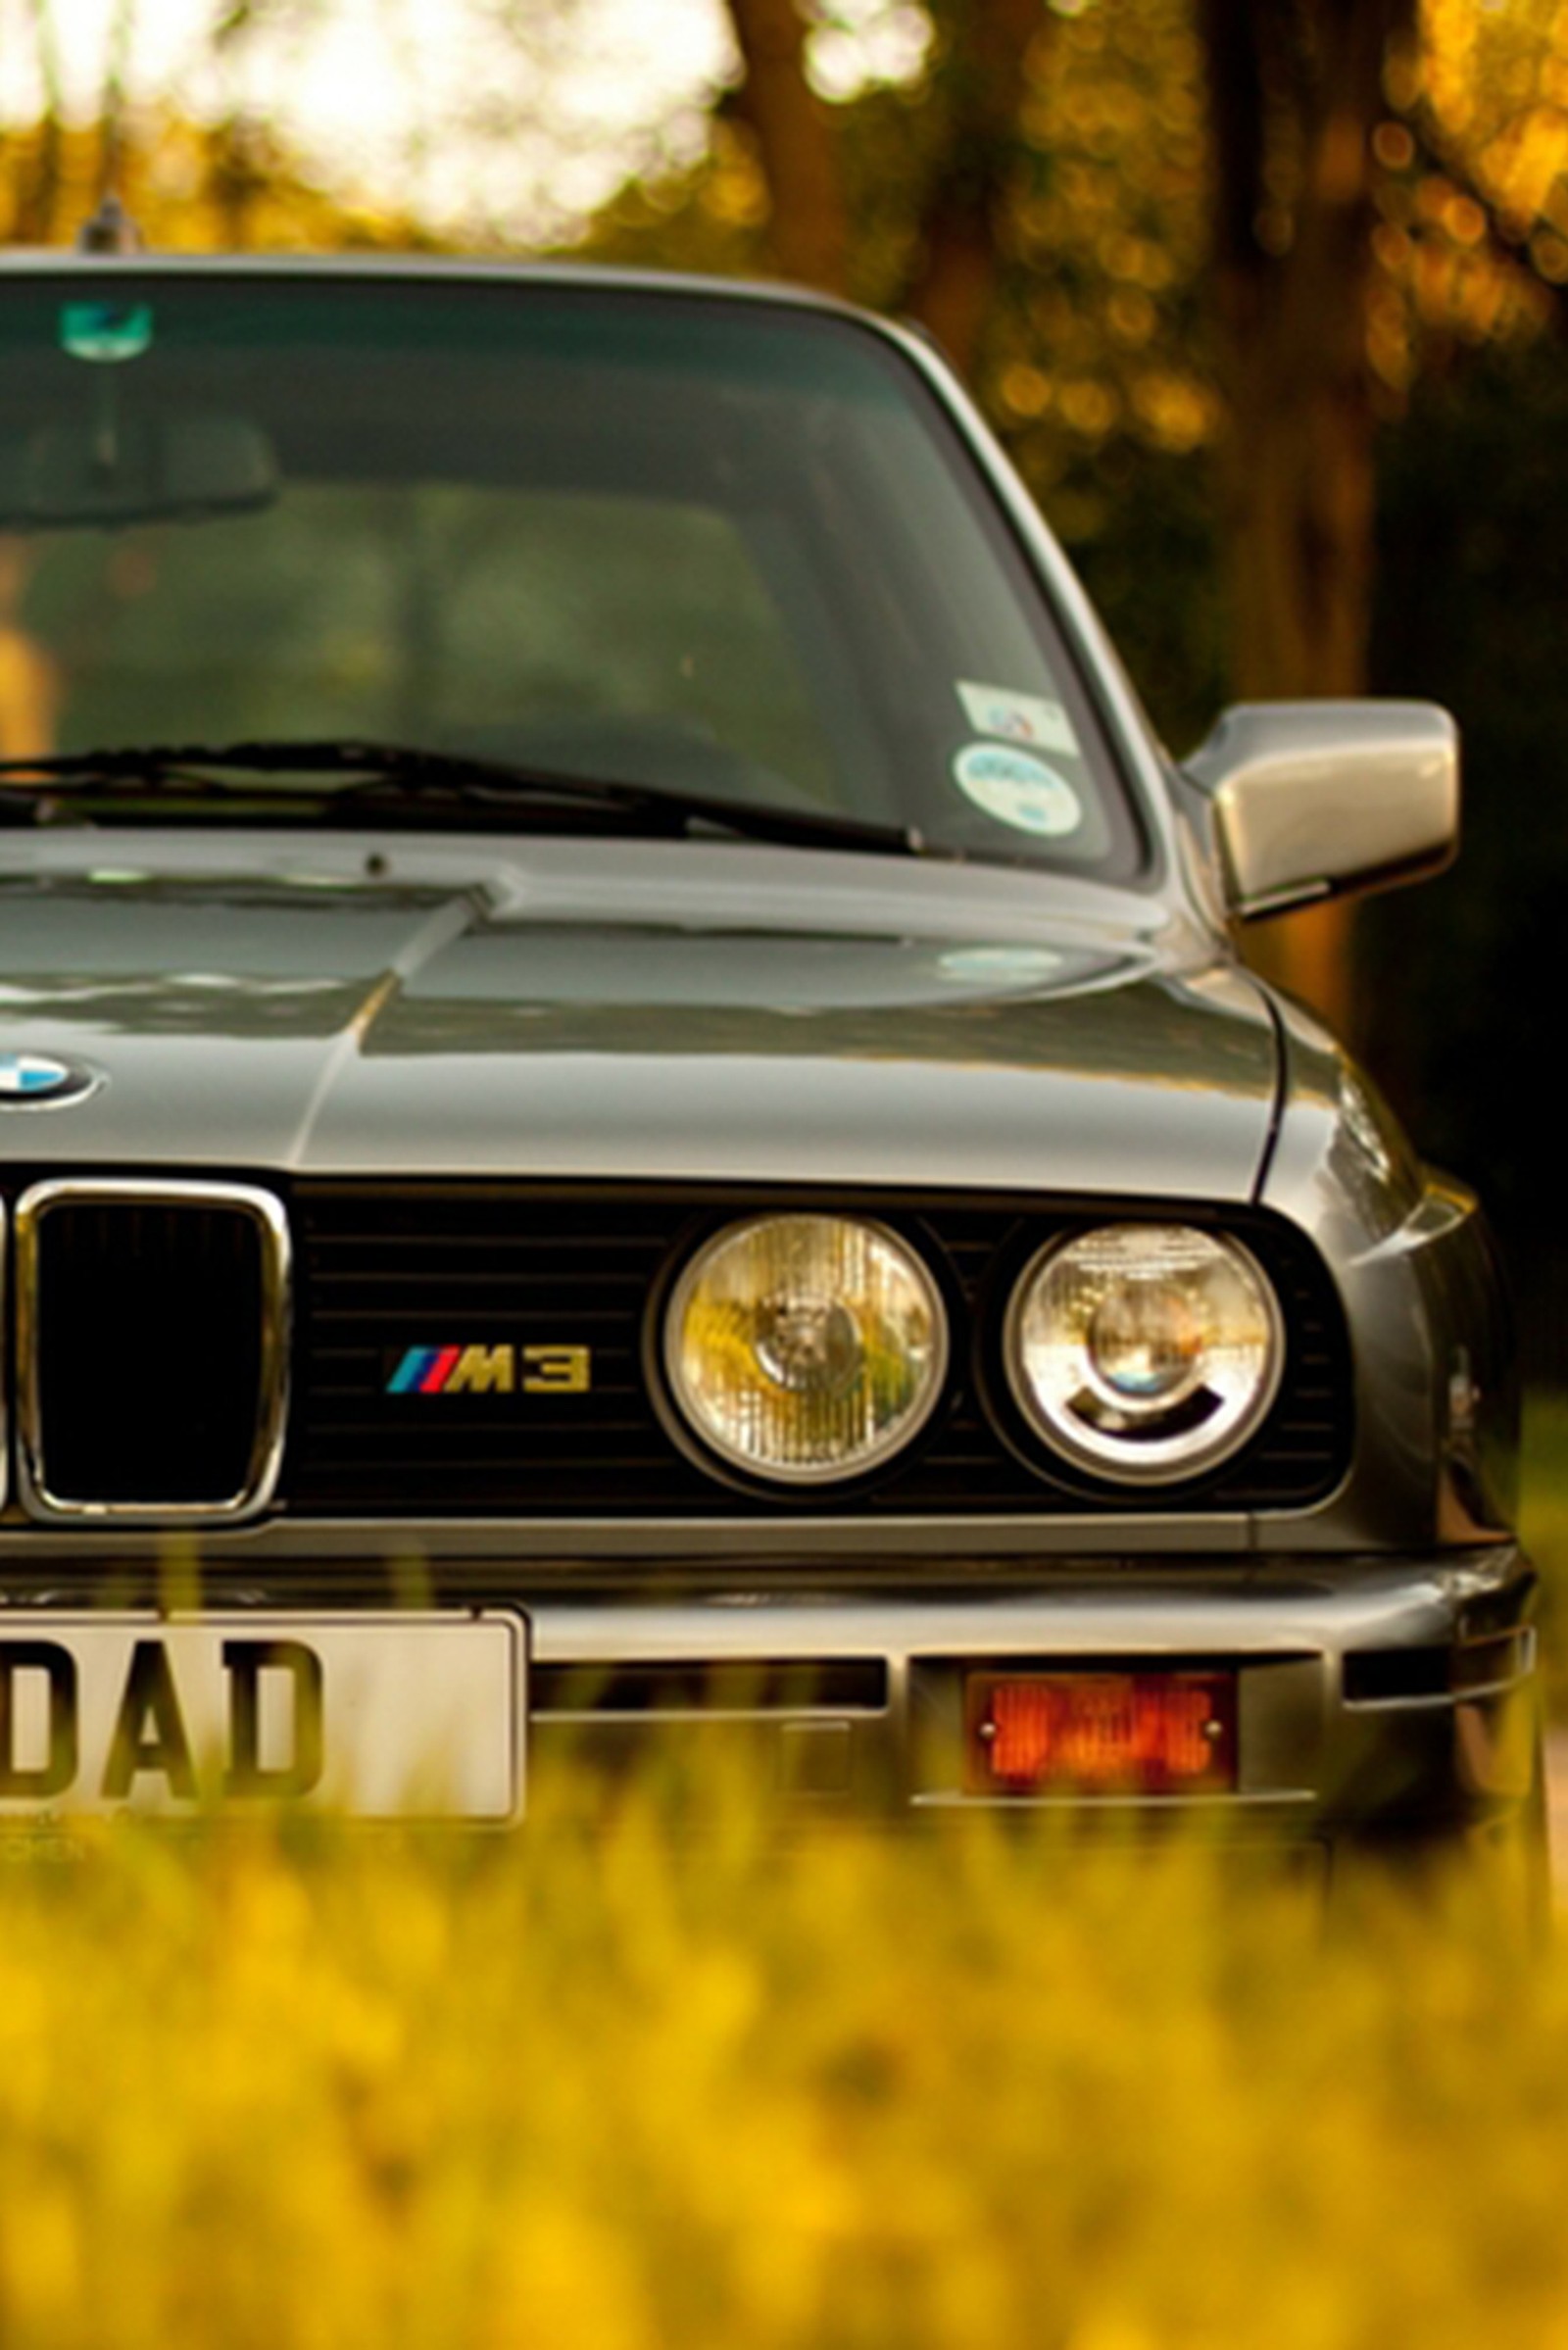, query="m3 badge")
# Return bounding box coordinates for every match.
[385,1344,592,1396]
